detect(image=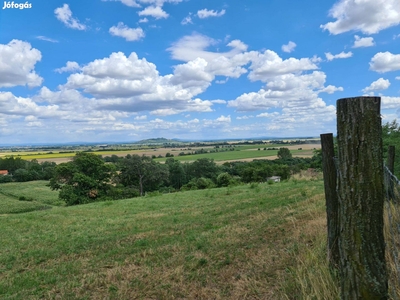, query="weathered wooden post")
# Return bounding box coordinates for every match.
[320,133,339,270]
[337,96,388,299]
